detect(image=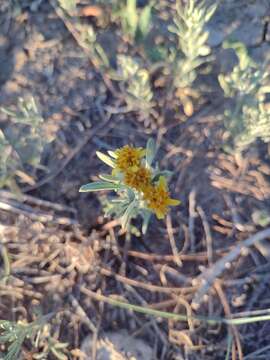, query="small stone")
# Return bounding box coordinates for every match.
[81,331,154,360]
[4,80,20,93]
